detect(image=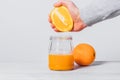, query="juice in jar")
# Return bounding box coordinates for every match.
[49,54,74,70]
[48,35,73,70]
